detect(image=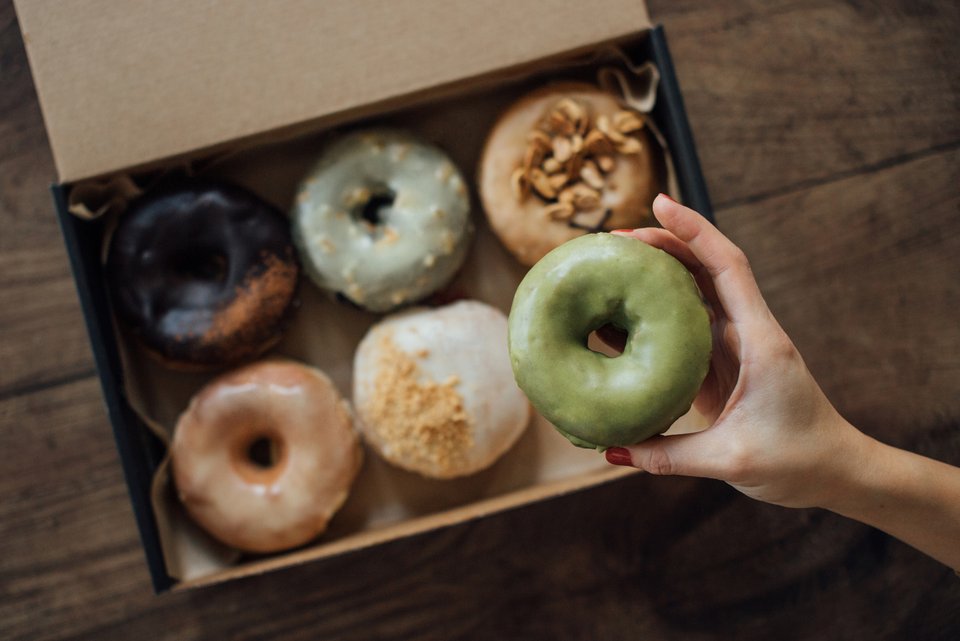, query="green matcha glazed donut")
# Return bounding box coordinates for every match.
[508,233,712,450]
